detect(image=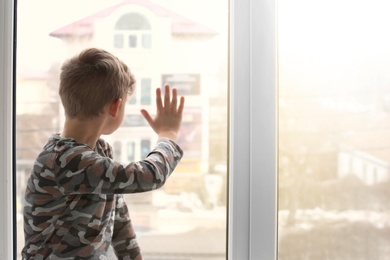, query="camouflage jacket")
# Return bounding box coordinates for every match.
[22,134,183,259]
